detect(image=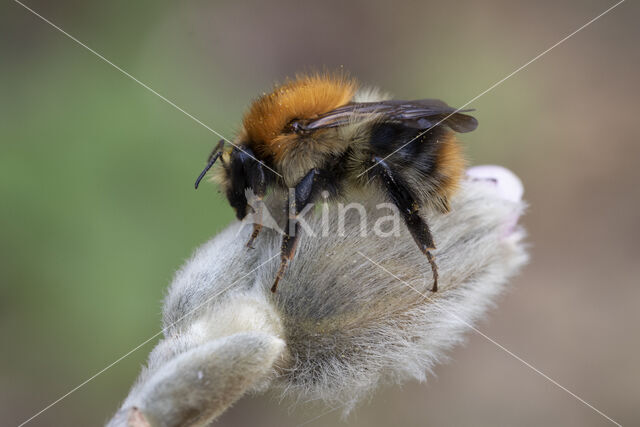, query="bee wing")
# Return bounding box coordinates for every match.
[305,99,478,133]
